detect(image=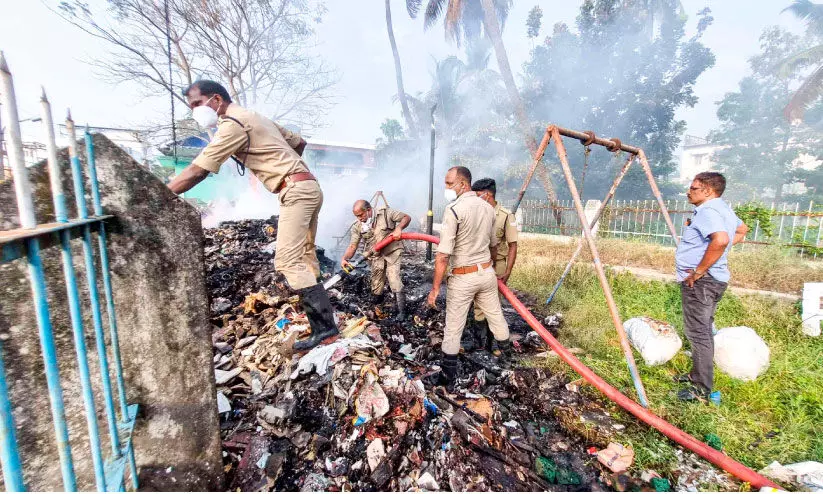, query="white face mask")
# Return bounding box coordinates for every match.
[360,222,371,233]
[192,96,218,128]
[444,187,458,202]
